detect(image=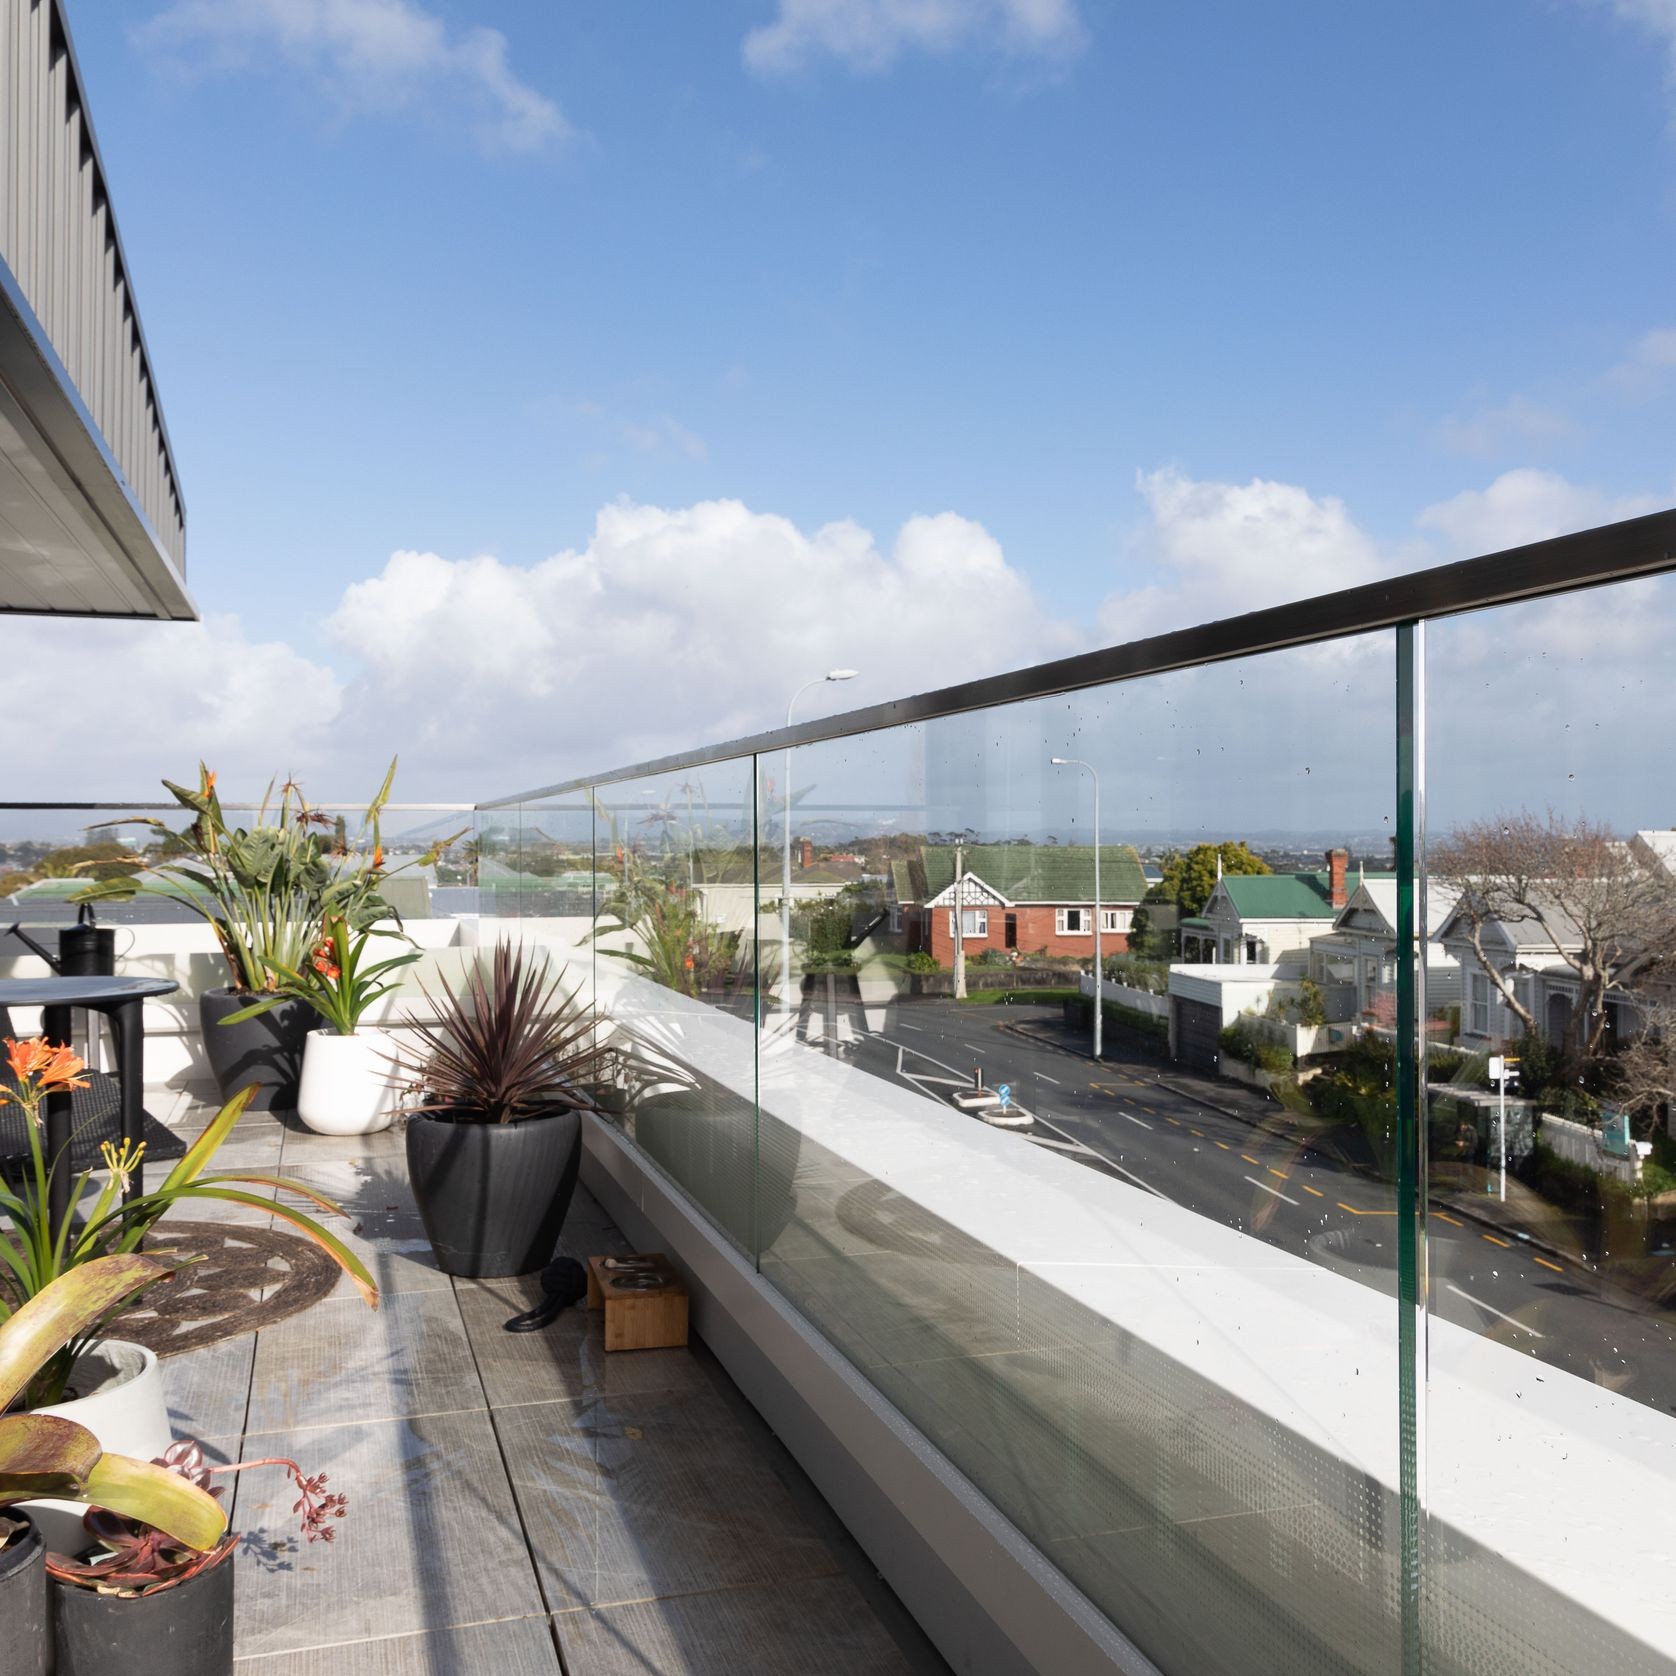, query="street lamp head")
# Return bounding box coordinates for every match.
[1050,757,1069,766]
[826,668,858,682]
